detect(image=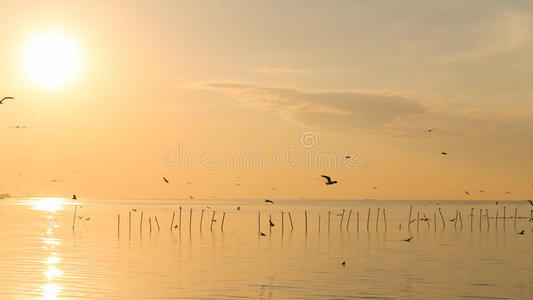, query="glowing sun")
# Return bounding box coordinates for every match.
[23,31,82,89]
